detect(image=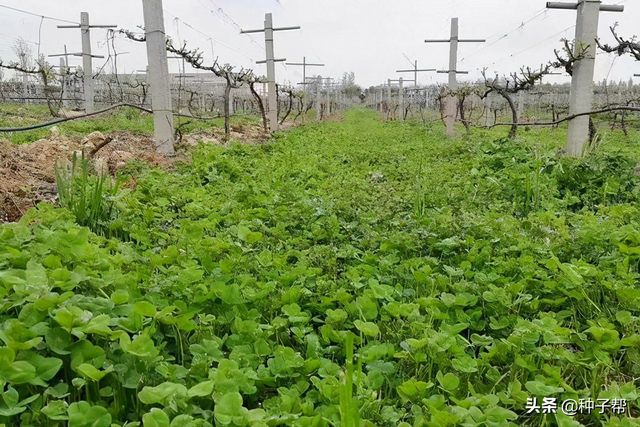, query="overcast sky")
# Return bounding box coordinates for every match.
[0,0,636,88]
